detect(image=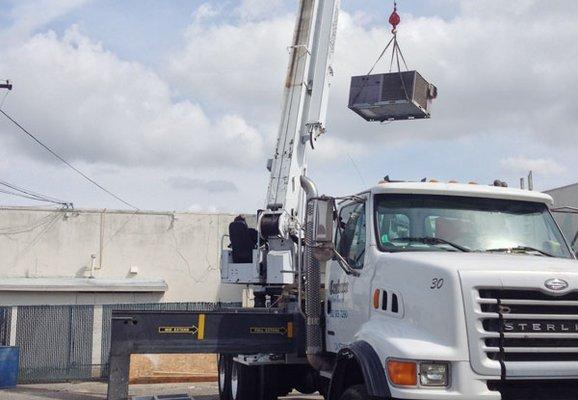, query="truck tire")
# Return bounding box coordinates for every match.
[338,384,368,400]
[260,365,280,400]
[231,361,258,400]
[218,355,232,400]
